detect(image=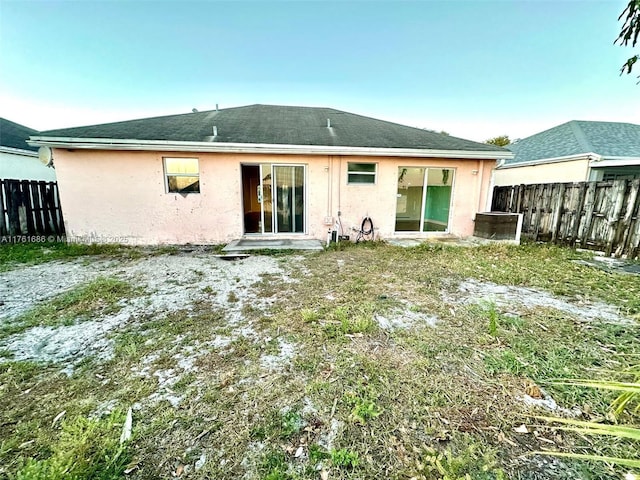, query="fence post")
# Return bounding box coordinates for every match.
[579,182,598,248]
[0,180,6,236]
[551,183,566,243]
[52,182,65,234]
[521,184,533,235]
[32,181,45,234]
[532,184,545,240]
[43,183,55,235]
[629,215,640,260]
[508,185,516,212]
[491,187,501,211]
[605,180,628,257]
[569,183,587,246]
[21,180,36,234]
[8,181,21,236]
[615,179,640,258]
[516,184,525,212]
